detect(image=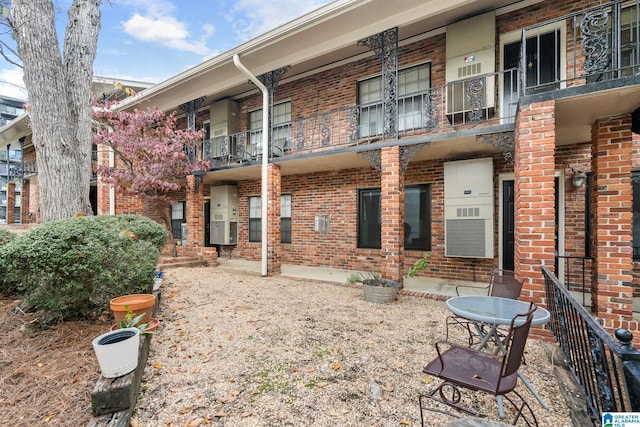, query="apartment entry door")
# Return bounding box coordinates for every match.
[502,177,561,273]
[502,180,515,271]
